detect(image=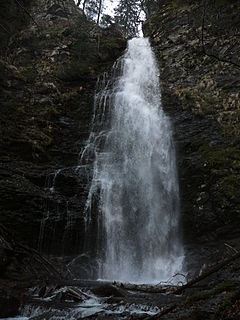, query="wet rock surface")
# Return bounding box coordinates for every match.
[1,256,240,320]
[147,0,240,258]
[0,0,126,254]
[1,0,240,319]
